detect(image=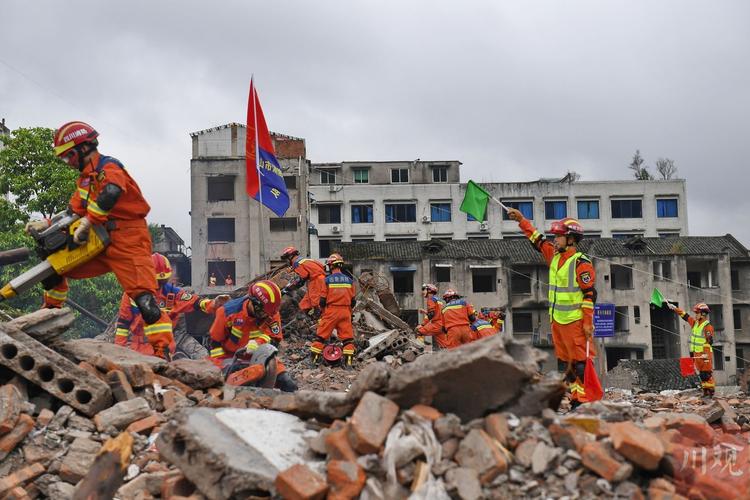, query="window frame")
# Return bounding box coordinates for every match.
[576,199,600,220]
[656,198,679,218]
[432,166,448,183]
[206,218,236,242]
[392,271,415,293]
[544,200,567,220]
[269,217,297,232]
[610,198,643,219]
[385,203,417,223]
[351,204,374,224]
[352,168,369,184]
[317,204,342,224]
[390,168,409,184]
[502,201,534,220]
[430,202,452,222]
[319,168,337,185]
[471,267,497,293]
[207,175,236,202]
